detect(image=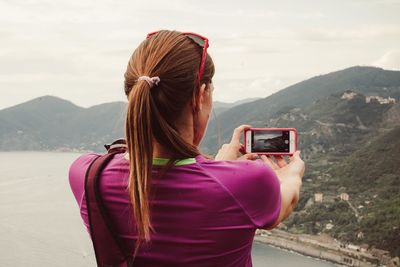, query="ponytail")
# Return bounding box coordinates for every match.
[125,81,154,255]
[123,30,215,256]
